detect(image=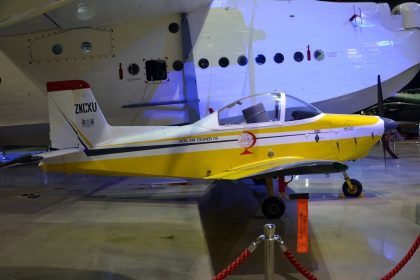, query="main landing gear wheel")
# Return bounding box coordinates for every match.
[342,179,363,198]
[262,196,285,219]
